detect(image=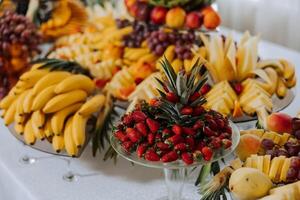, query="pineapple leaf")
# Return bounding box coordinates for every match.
[156,88,167,98]
[191,97,207,107]
[160,57,177,93]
